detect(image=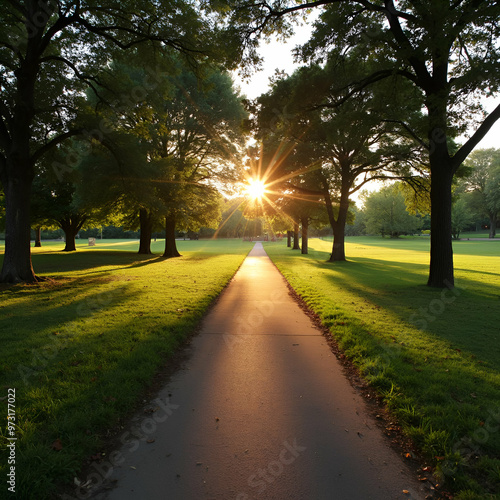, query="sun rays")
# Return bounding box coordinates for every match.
[245,178,266,200]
